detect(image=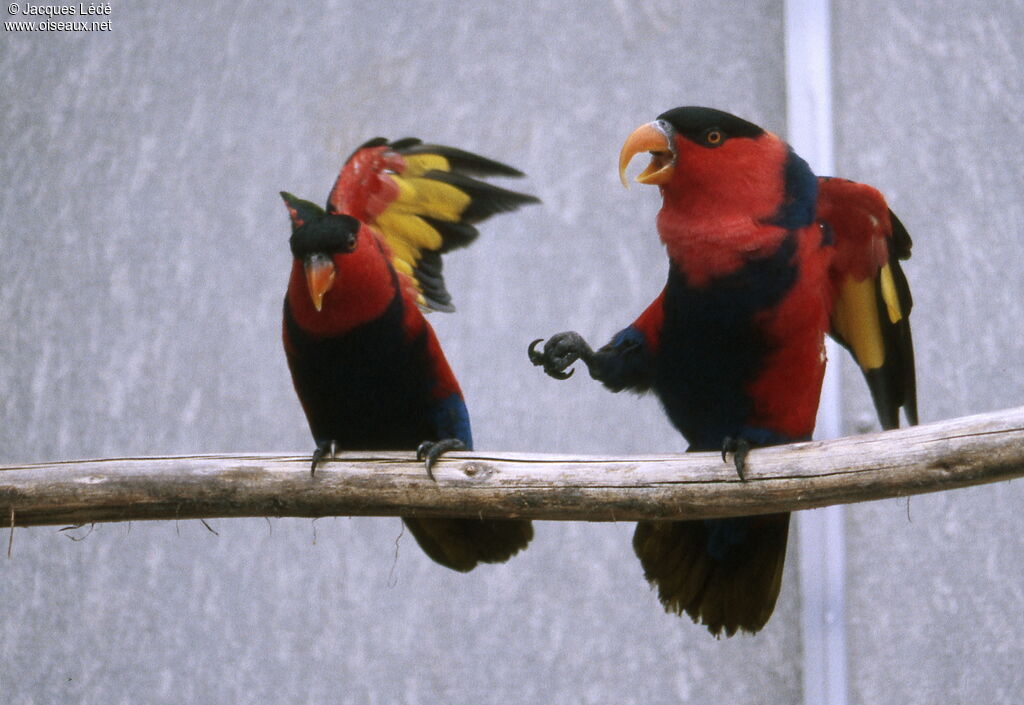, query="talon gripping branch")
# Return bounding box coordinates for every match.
[531,107,917,636]
[282,137,538,572]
